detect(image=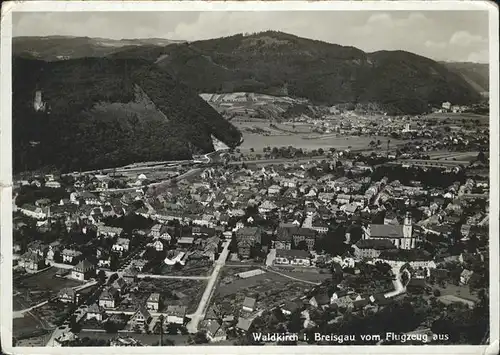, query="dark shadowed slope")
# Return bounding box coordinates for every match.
[13,56,241,173]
